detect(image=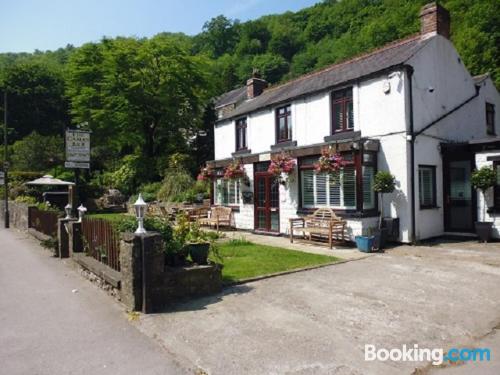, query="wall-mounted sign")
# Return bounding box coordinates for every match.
[65,161,90,169]
[66,129,90,168]
[259,153,271,162]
